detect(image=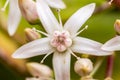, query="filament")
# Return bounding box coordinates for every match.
[32,28,49,37]
[1,0,9,11]
[57,9,63,30]
[40,52,53,63]
[73,25,88,38]
[68,49,80,60]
